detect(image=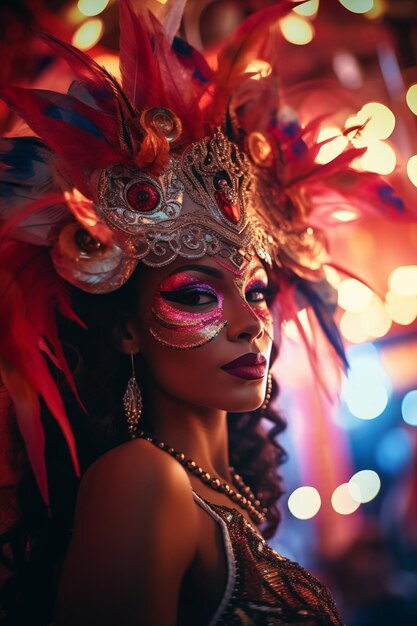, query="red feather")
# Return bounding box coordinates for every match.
[39,32,127,117]
[119,0,164,110]
[0,85,121,195]
[0,242,82,504]
[207,2,295,123]
[147,12,204,142]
